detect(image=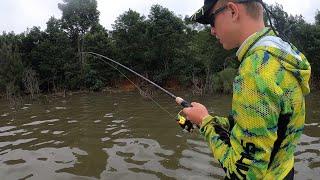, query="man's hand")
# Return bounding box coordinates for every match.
[183,102,209,126]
